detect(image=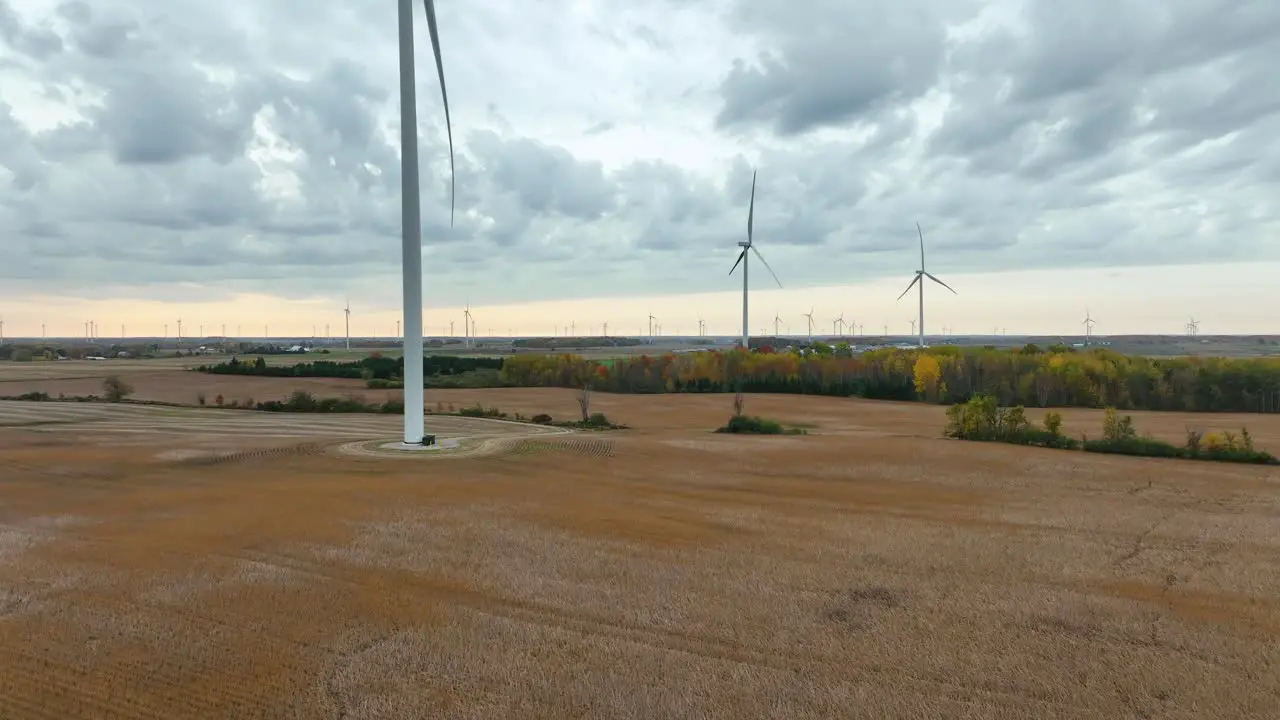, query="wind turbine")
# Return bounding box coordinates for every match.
[1082,310,1097,345]
[397,0,453,445]
[728,170,782,350]
[602,320,609,337]
[896,223,957,348]
[801,307,815,340]
[832,313,844,335]
[773,312,782,336]
[463,304,473,348]
[648,312,656,338]
[1186,317,1199,337]
[909,318,917,335]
